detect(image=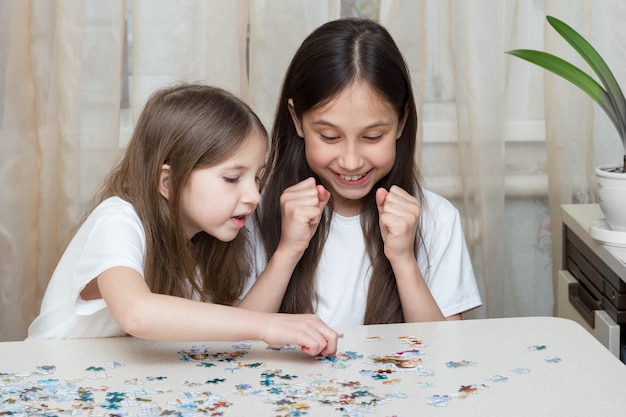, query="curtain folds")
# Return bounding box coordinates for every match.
[1,0,41,341]
[132,0,249,122]
[2,0,623,340]
[248,0,340,128]
[449,1,507,318]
